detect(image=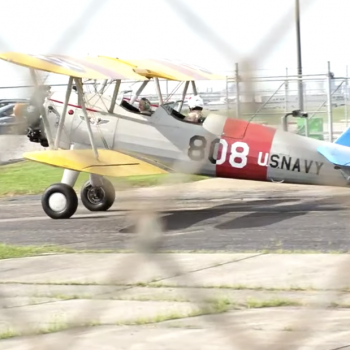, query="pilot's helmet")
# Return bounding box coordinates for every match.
[139,98,151,112]
[188,95,204,110]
